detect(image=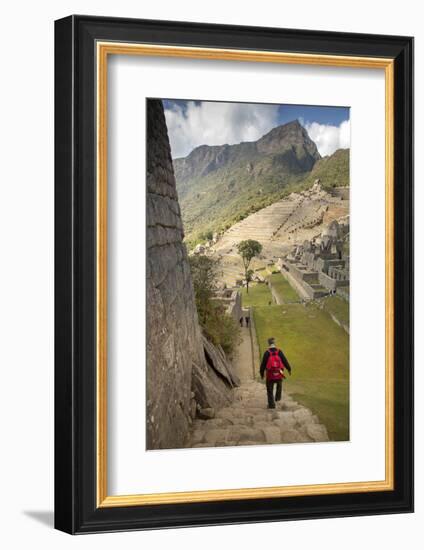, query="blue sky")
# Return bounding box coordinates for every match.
[162,99,350,159]
[275,104,349,127]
